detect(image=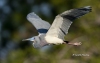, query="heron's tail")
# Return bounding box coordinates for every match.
[64,41,69,44]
